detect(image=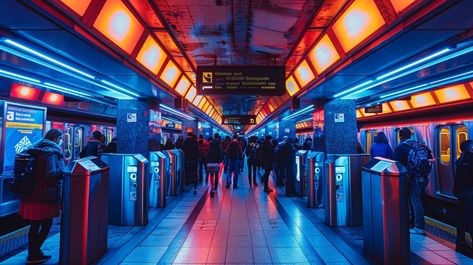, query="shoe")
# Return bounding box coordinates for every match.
[409,227,425,235]
[210,189,215,198]
[27,254,51,264]
[264,188,273,193]
[226,184,230,189]
[233,185,238,189]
